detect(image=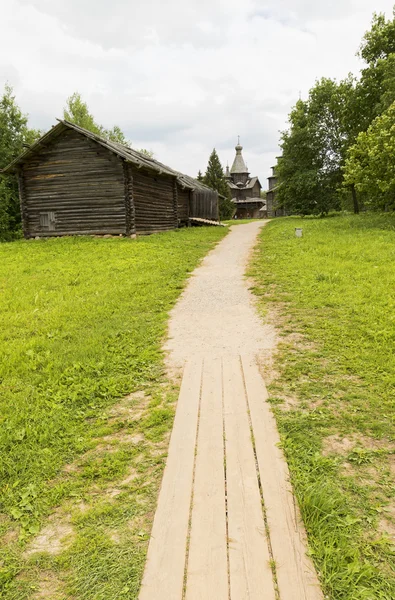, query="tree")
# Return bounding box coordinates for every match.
[137,148,154,158]
[0,84,40,239]
[64,92,154,155]
[197,170,203,181]
[274,7,395,216]
[202,149,234,219]
[344,101,395,211]
[64,92,130,146]
[277,76,362,215]
[277,98,335,215]
[355,10,395,130]
[64,92,102,136]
